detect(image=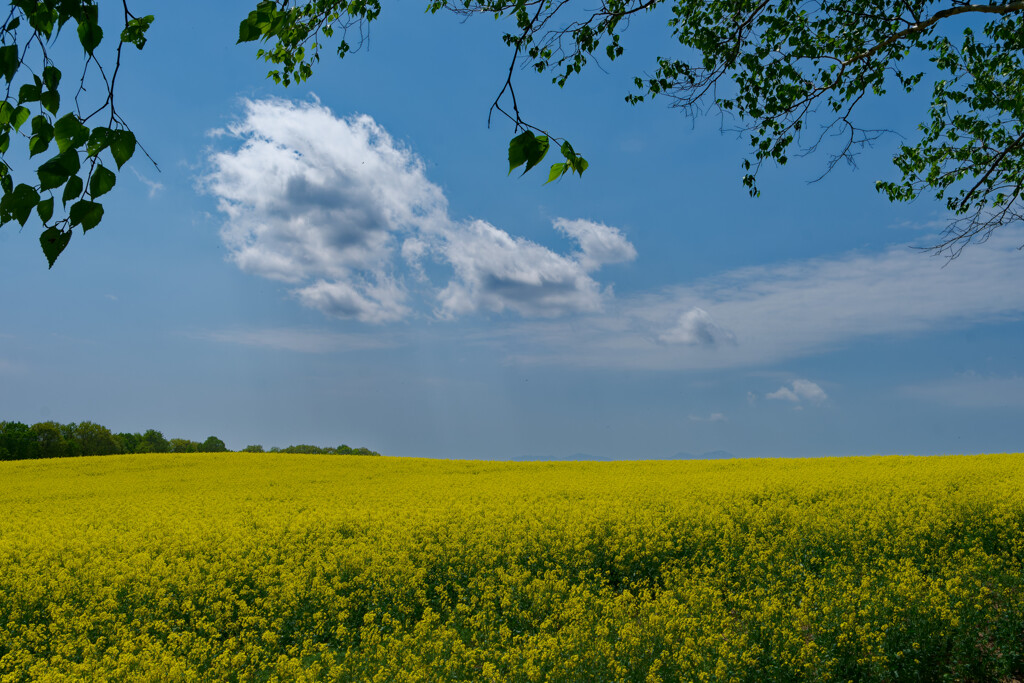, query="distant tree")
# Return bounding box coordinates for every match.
[279,444,325,454]
[333,445,381,456]
[169,438,200,453]
[30,421,70,459]
[56,423,84,457]
[241,444,265,453]
[70,421,122,456]
[200,436,228,452]
[0,422,39,460]
[115,432,142,454]
[138,429,170,454]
